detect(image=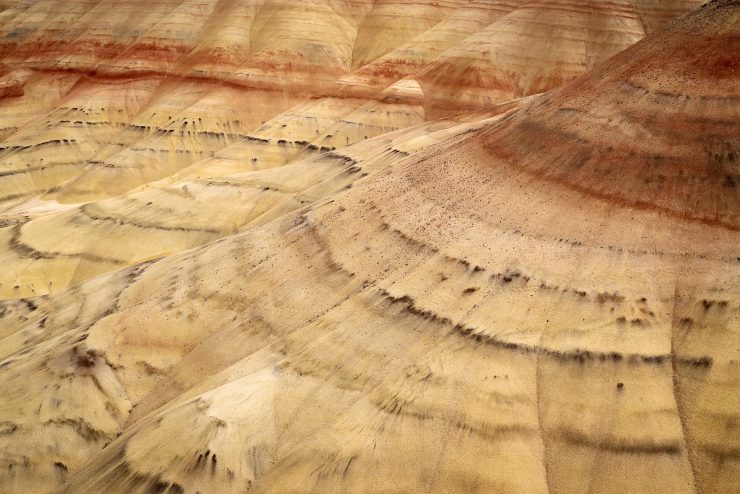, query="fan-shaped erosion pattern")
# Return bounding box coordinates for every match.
[0,1,737,493]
